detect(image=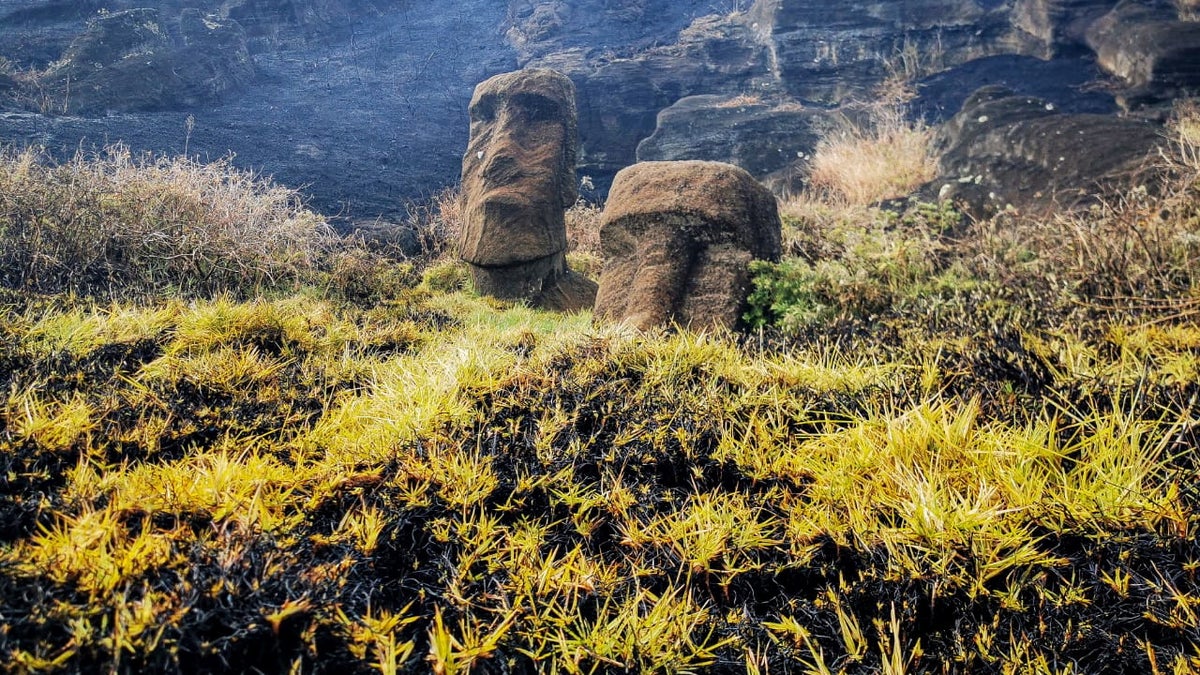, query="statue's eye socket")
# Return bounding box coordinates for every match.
[471,97,497,123]
[513,94,557,123]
